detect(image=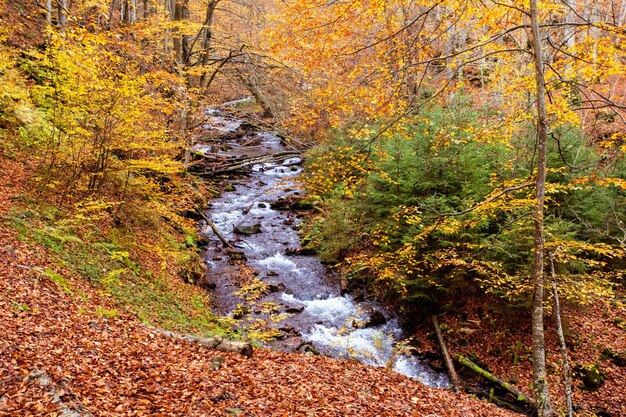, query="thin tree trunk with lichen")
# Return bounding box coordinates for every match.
[58,0,67,27]
[529,0,553,414]
[549,252,573,417]
[46,0,52,24]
